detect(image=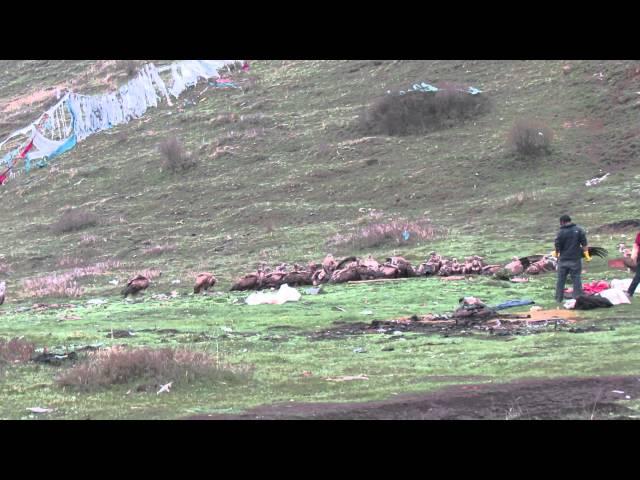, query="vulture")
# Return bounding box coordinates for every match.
[519,247,608,270]
[380,264,401,279]
[194,272,217,294]
[0,281,5,306]
[282,269,313,287]
[385,256,415,277]
[230,271,264,291]
[121,275,151,298]
[356,264,384,280]
[360,255,380,270]
[262,271,287,289]
[330,266,361,283]
[334,256,358,271]
[322,254,338,273]
[312,268,329,286]
[505,256,524,274]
